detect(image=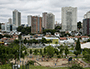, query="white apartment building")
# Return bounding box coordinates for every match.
[62,7,77,31]
[47,13,55,29]
[13,9,21,27]
[42,12,47,29]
